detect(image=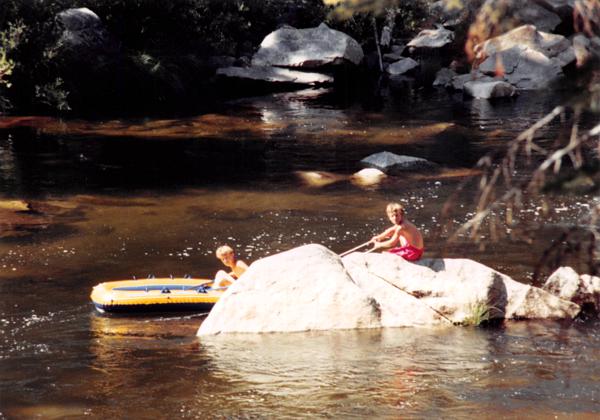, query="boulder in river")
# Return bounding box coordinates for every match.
[198,244,383,335]
[344,252,580,323]
[543,266,600,314]
[360,151,438,174]
[386,57,420,76]
[251,23,364,68]
[198,245,580,335]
